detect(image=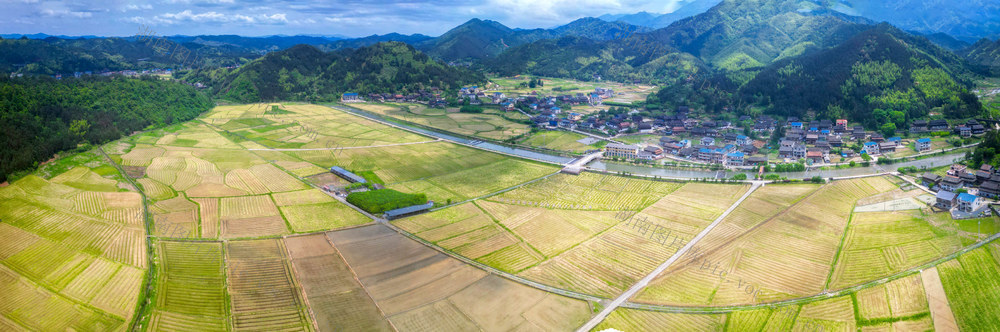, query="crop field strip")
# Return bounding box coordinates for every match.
[634,177,898,306]
[828,209,962,289]
[151,241,229,331]
[226,239,313,331]
[327,224,592,331]
[283,234,393,331]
